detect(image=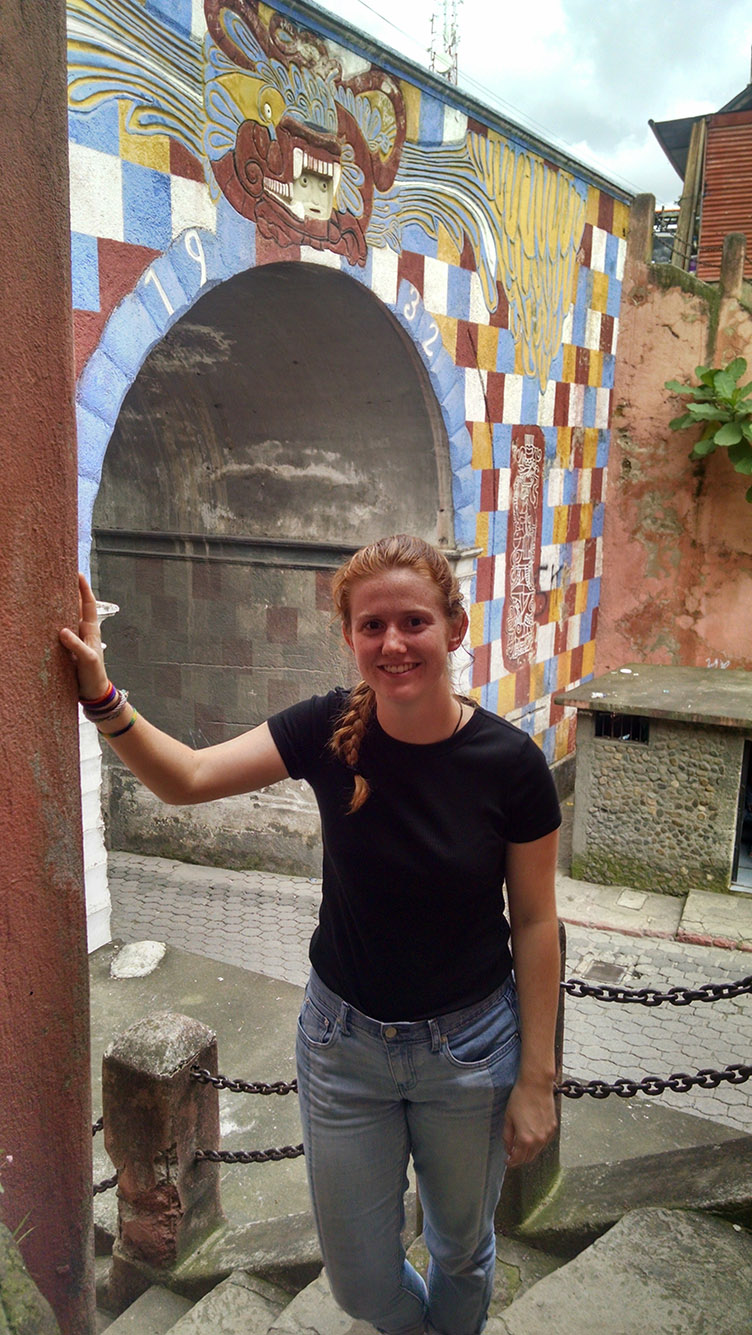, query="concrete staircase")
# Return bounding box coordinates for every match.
[96,1205,752,1335]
